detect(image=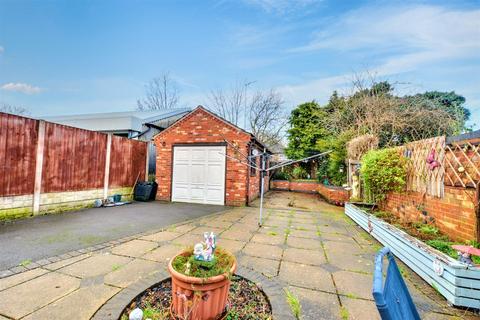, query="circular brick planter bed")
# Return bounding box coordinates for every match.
[92,266,294,320]
[120,275,272,319]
